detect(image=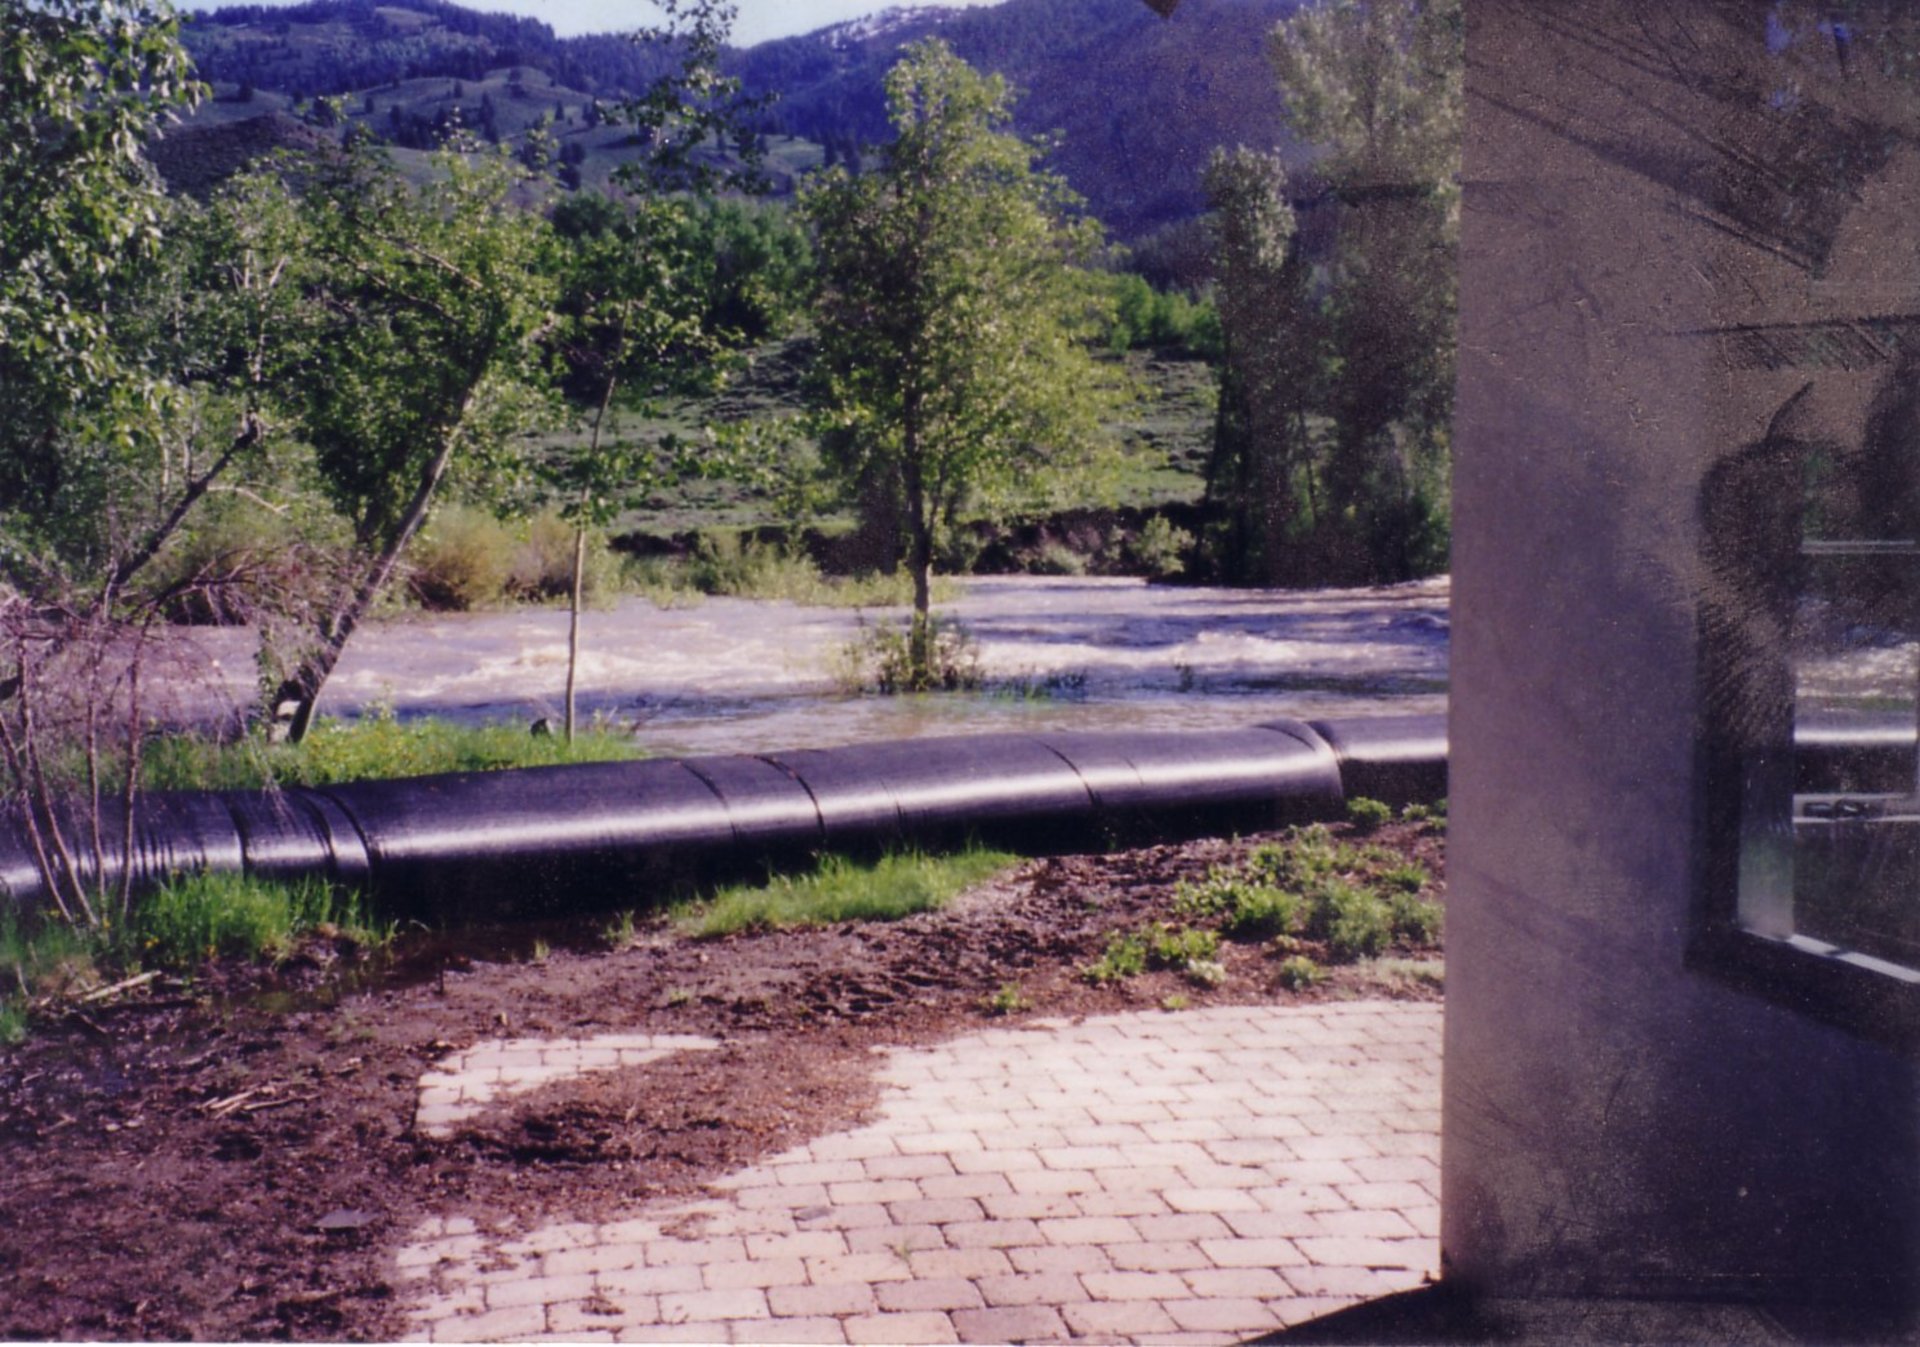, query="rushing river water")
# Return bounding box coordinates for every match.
[182,575,1449,757]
